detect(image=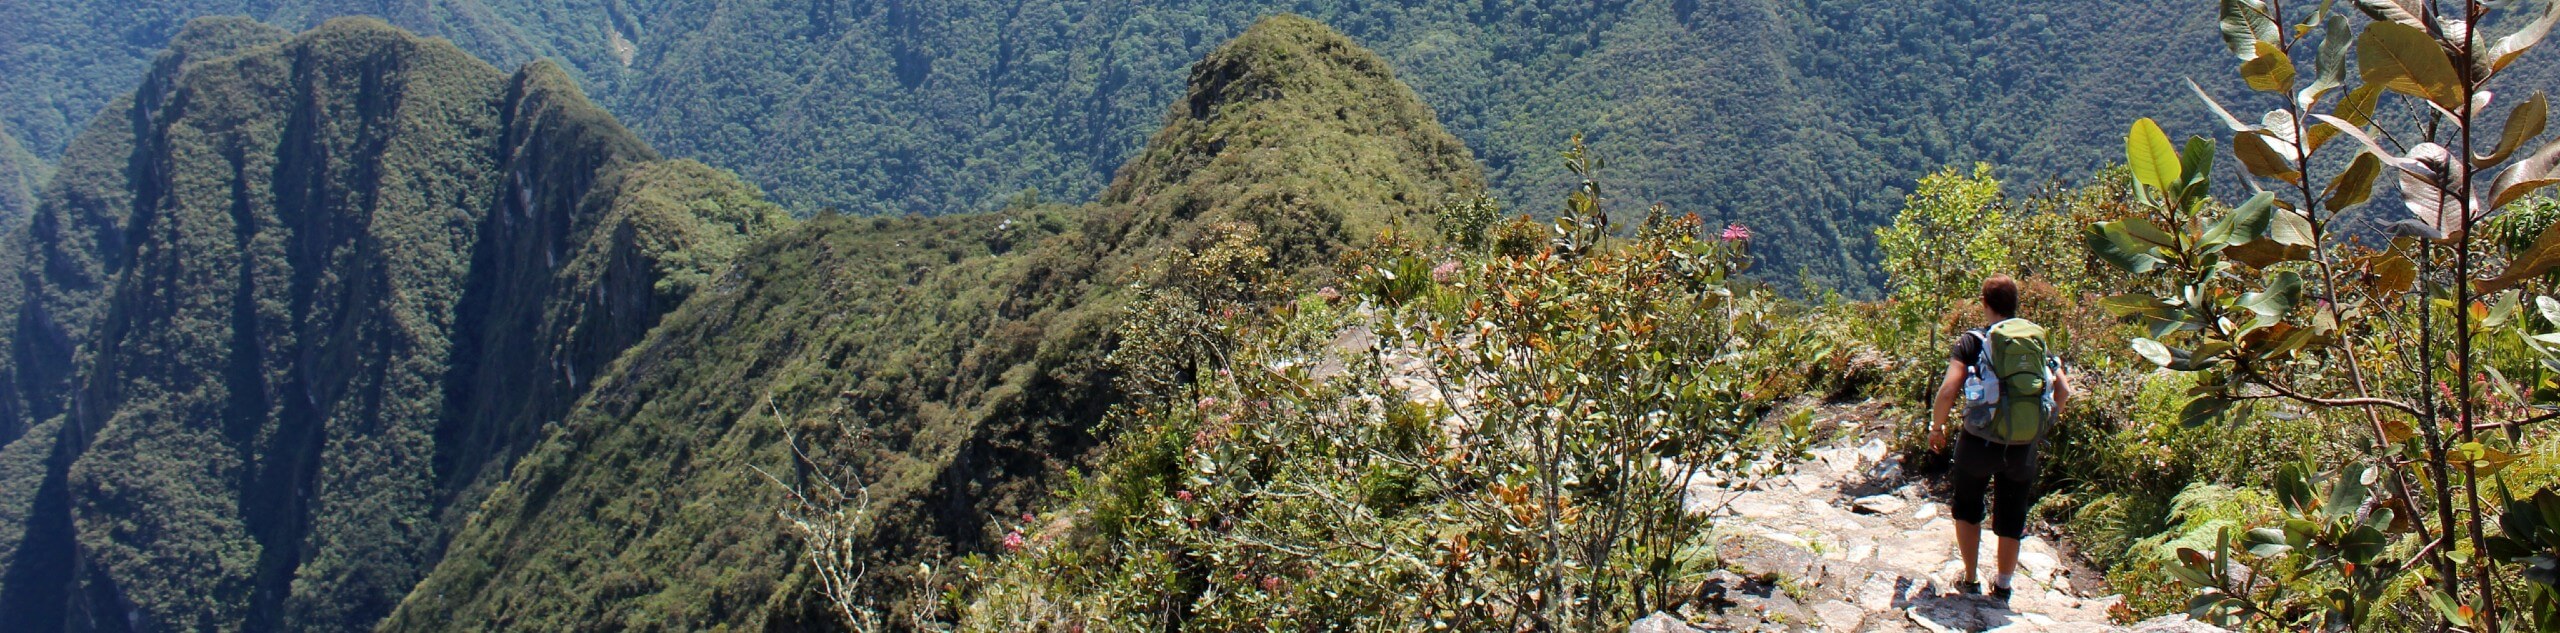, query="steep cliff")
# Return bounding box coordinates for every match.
[0,17,786,633]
